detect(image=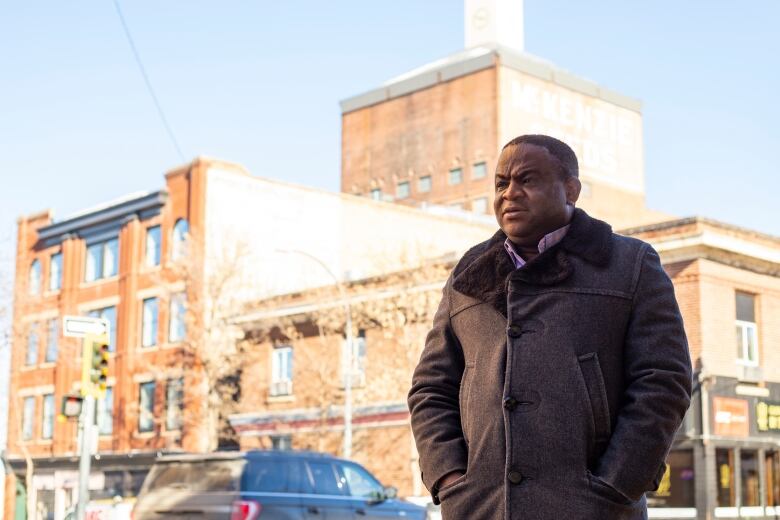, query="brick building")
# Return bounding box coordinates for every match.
[2,159,495,518]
